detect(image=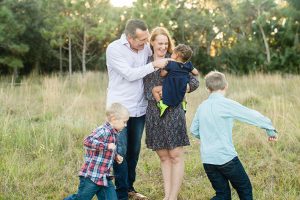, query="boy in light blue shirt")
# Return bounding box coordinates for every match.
[190,71,277,200]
